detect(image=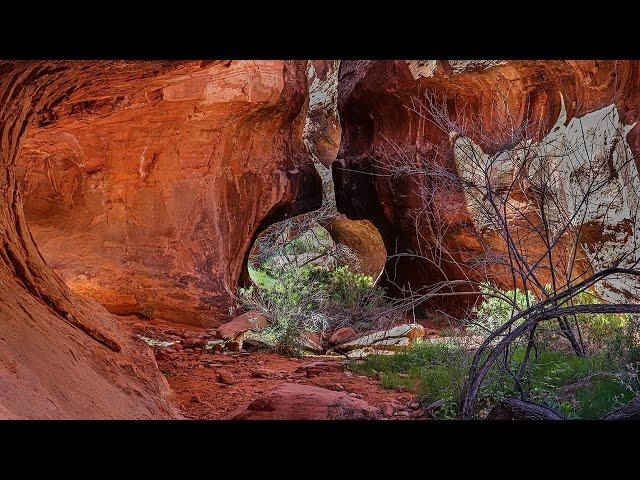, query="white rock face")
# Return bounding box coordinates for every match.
[304,61,341,167]
[452,95,640,302]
